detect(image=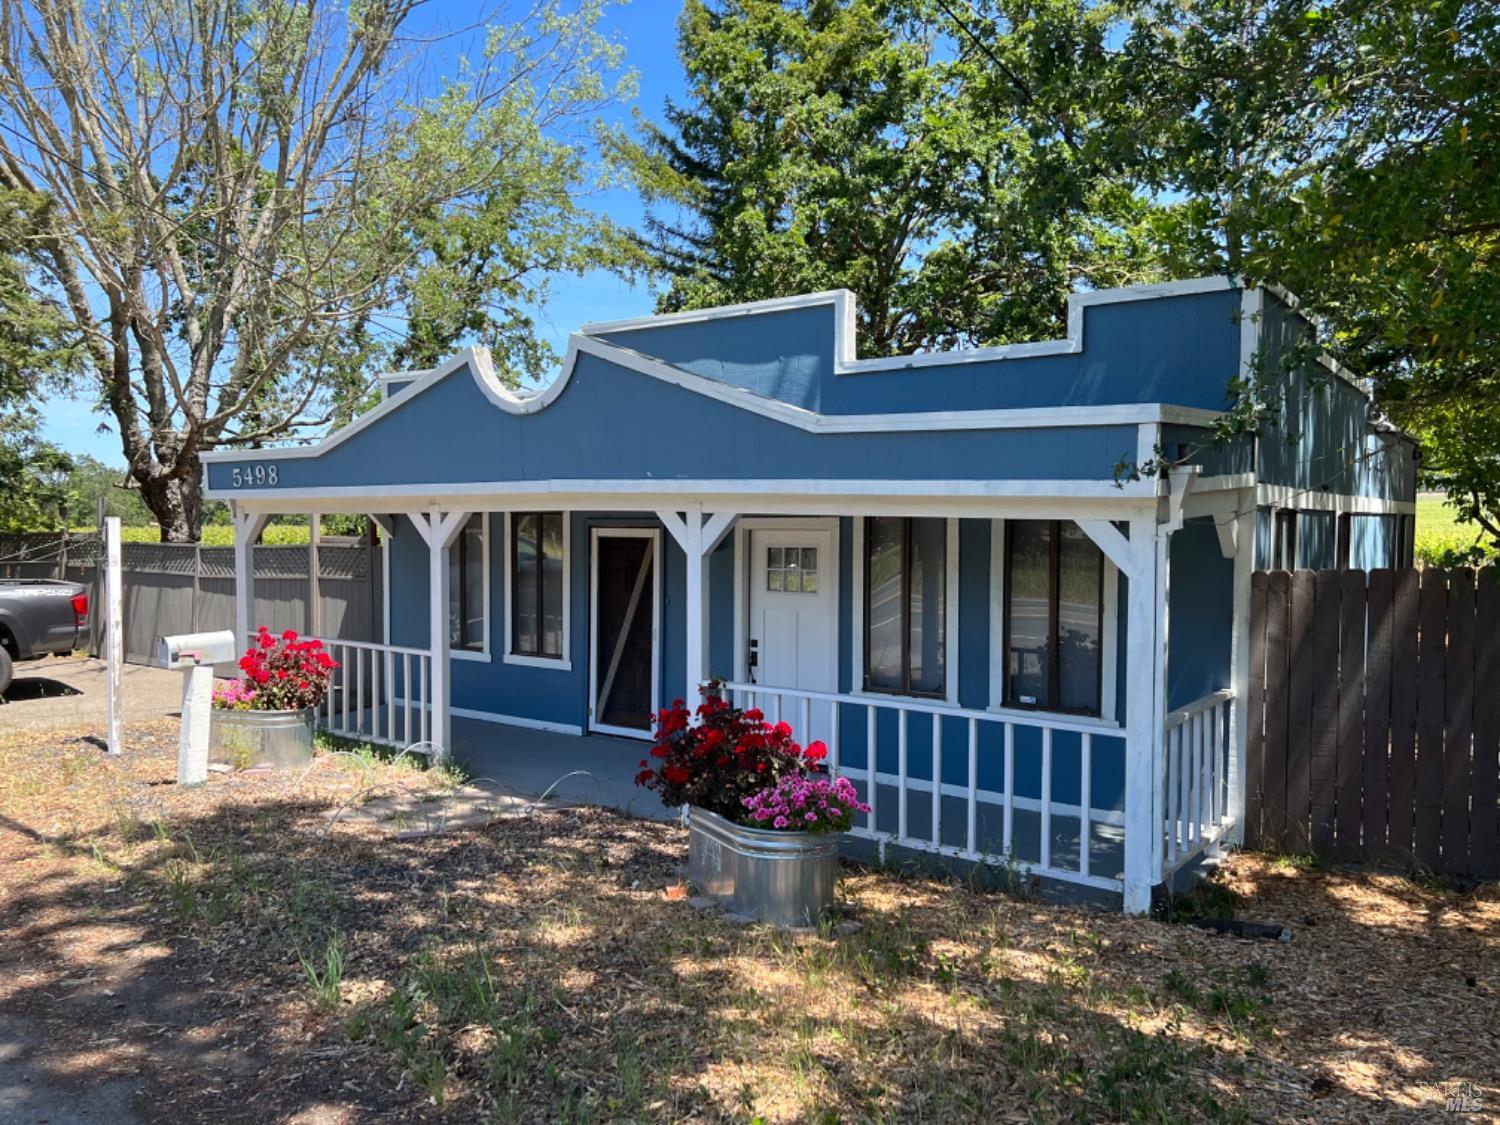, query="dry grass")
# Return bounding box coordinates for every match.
[0,722,1495,1123]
